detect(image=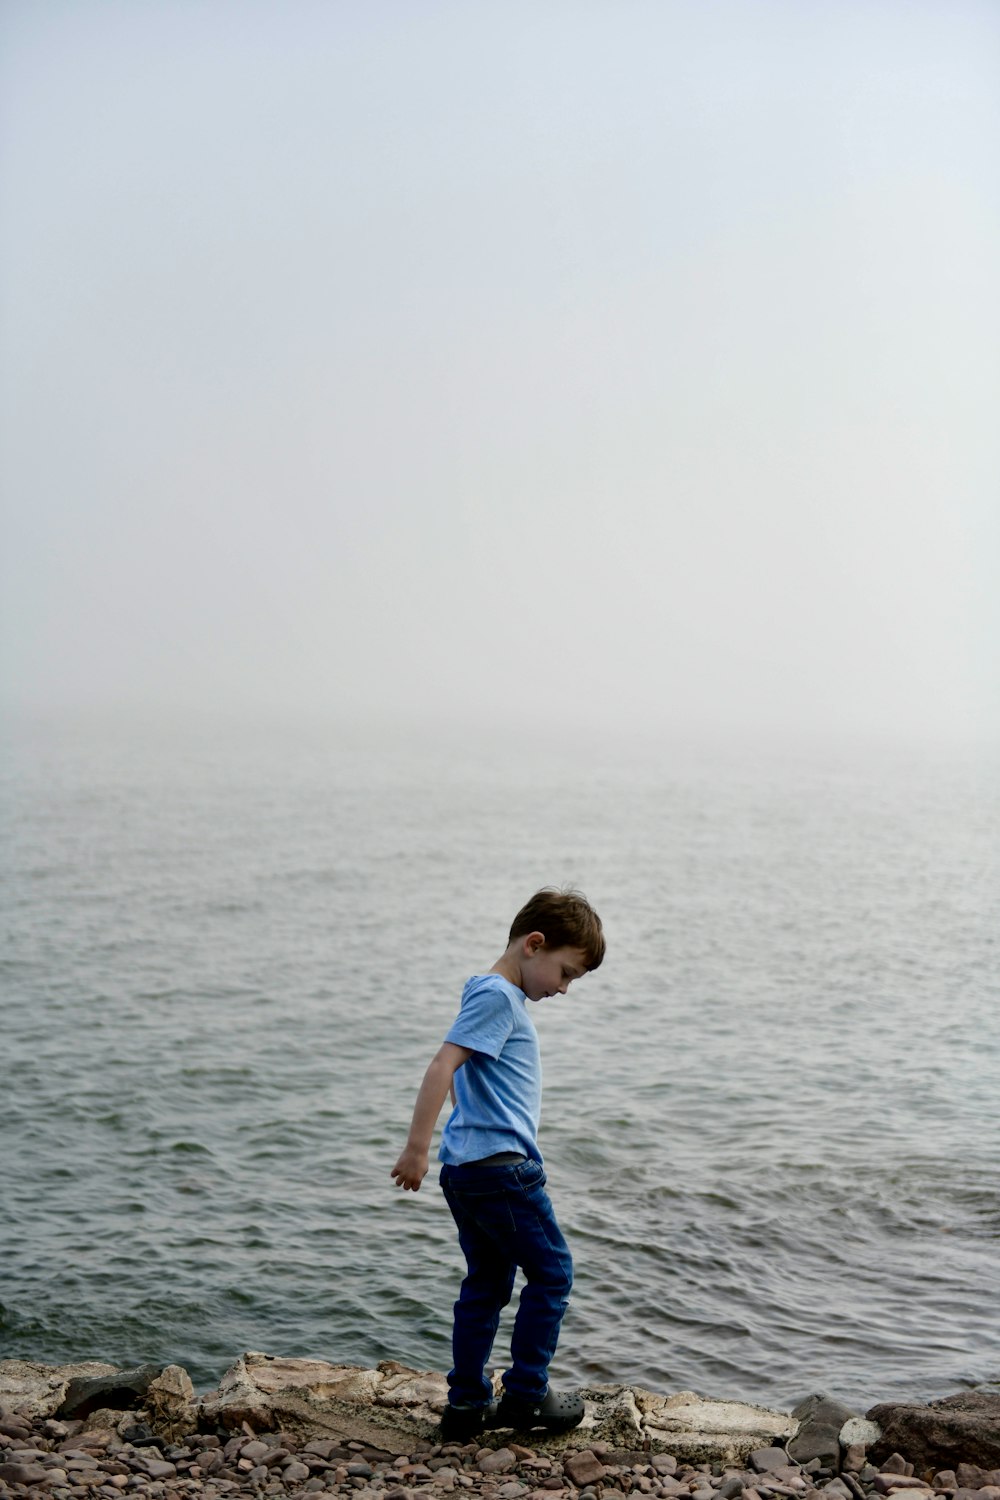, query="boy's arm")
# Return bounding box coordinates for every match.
[390,1041,473,1192]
